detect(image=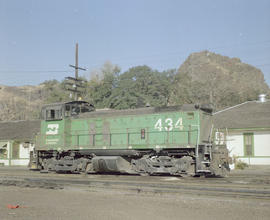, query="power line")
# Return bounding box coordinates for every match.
[0,70,72,73]
[1,59,269,77]
[1,62,269,81]
[85,40,270,67]
[0,40,269,75]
